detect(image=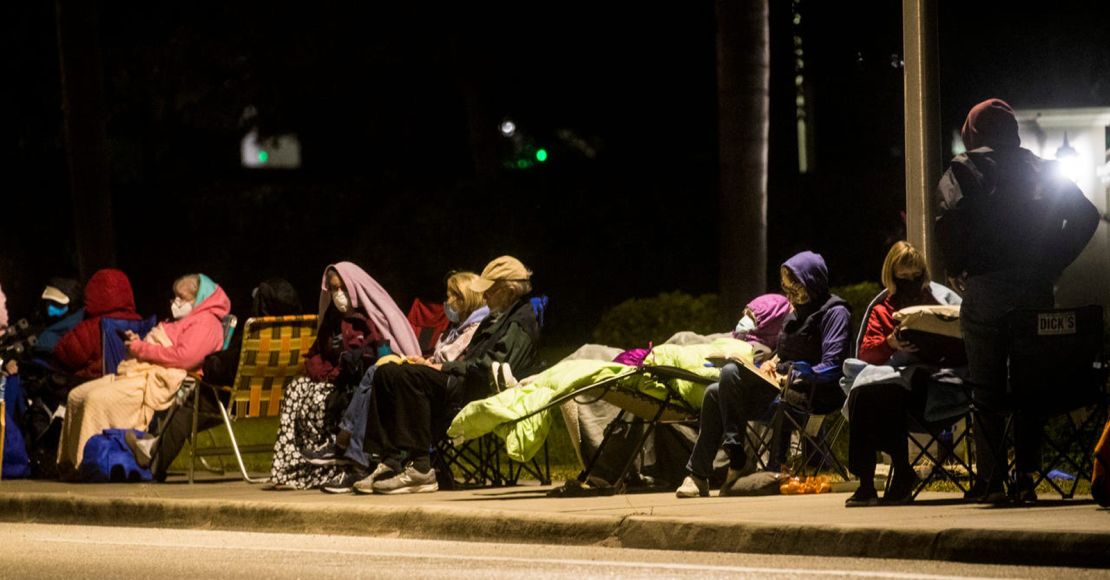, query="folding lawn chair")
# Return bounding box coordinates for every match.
[1000,305,1108,499]
[431,295,552,489]
[851,287,974,496]
[100,316,158,375]
[174,315,317,483]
